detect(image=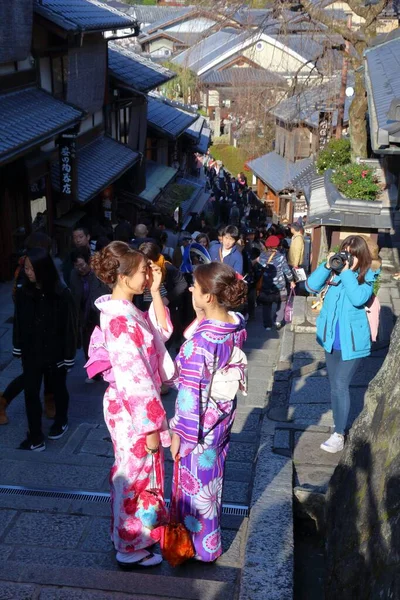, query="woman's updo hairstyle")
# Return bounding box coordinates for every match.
[194,262,247,309]
[91,241,146,287]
